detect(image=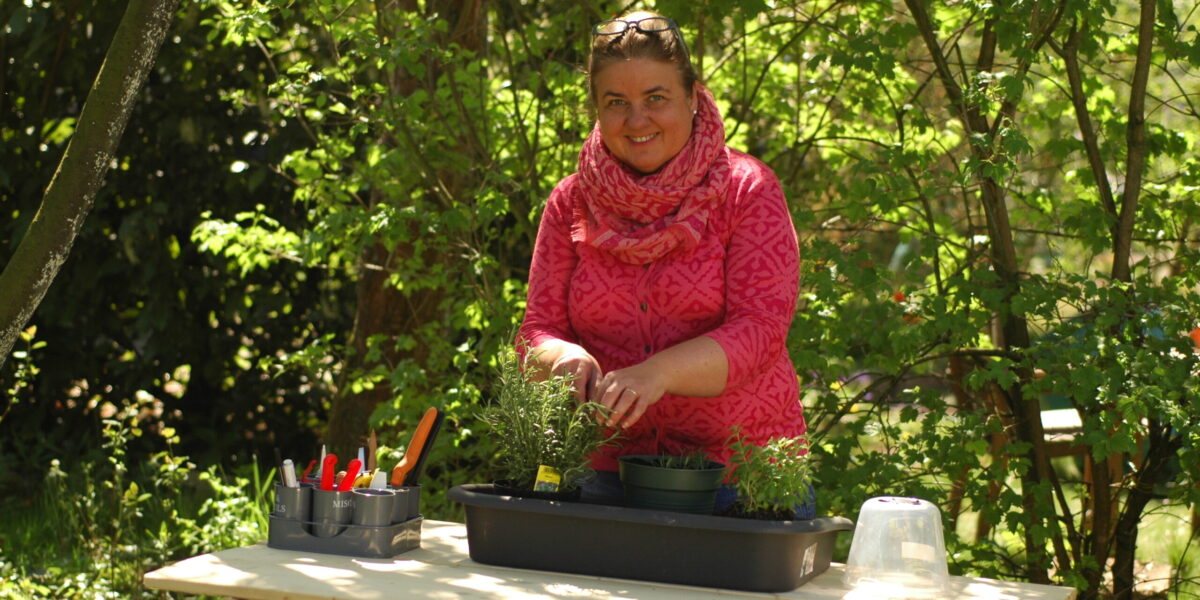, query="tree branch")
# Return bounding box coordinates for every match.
[1111,0,1156,283]
[903,0,990,135]
[1052,20,1117,218]
[992,0,1066,130]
